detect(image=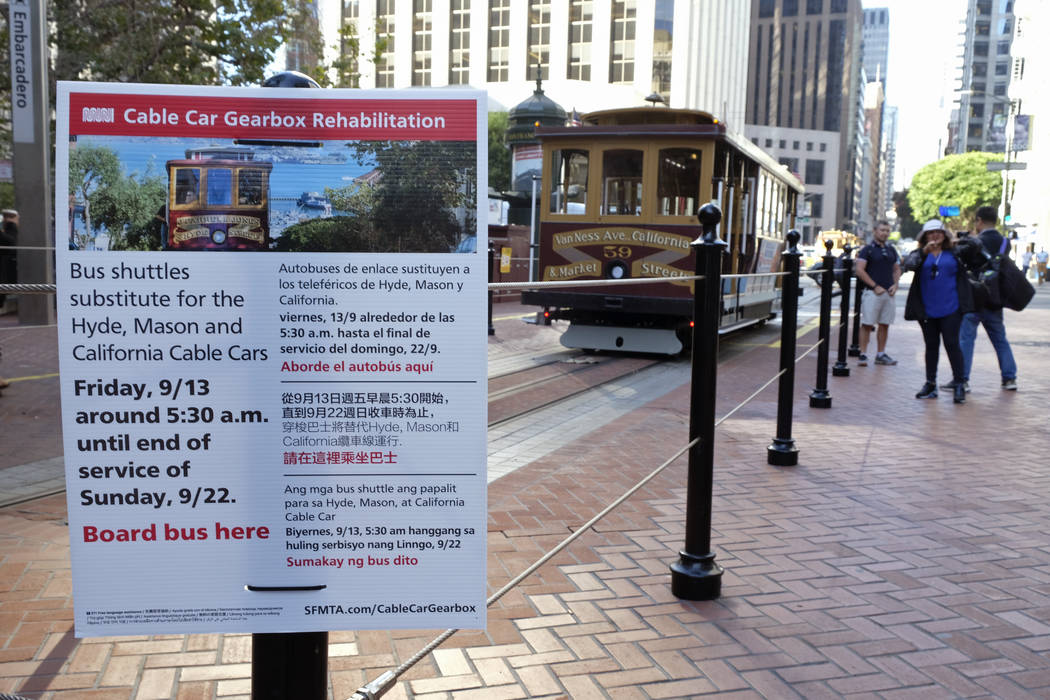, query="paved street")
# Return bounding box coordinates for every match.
[2,288,1050,698]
